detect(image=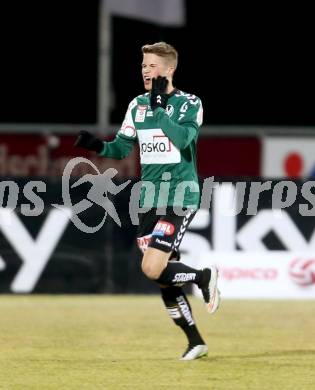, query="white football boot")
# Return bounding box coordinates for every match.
[180,344,208,361]
[200,266,221,314]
